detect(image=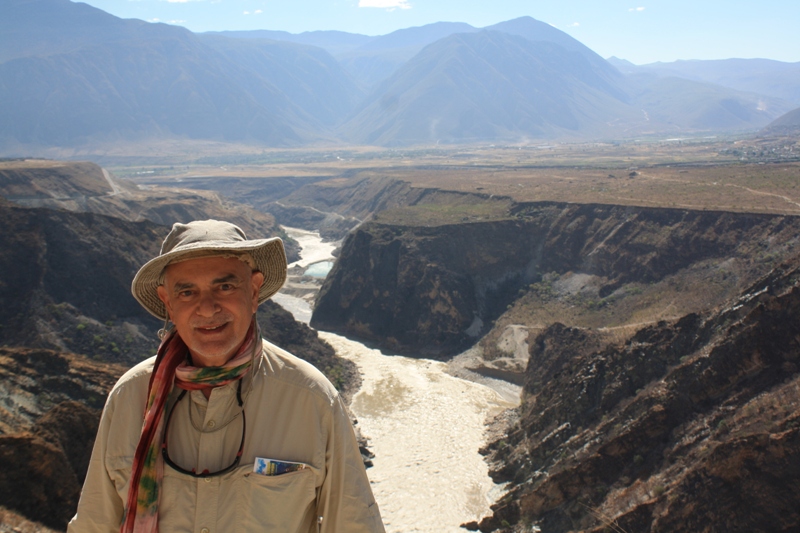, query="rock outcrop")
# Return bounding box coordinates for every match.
[474,259,800,532]
[312,202,800,357]
[0,202,165,363]
[0,160,300,262]
[0,347,126,529]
